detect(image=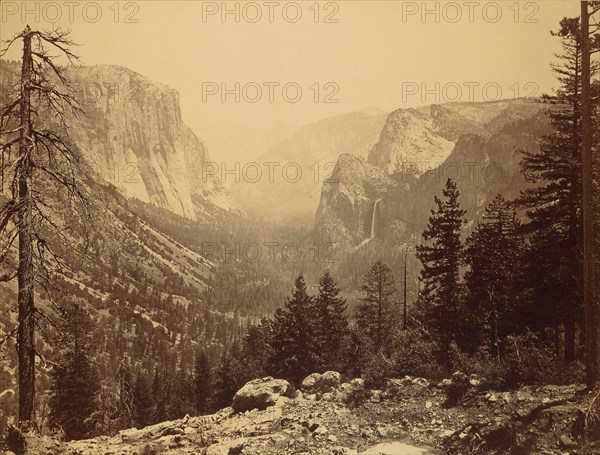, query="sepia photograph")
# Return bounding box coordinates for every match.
[0,1,599,453]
